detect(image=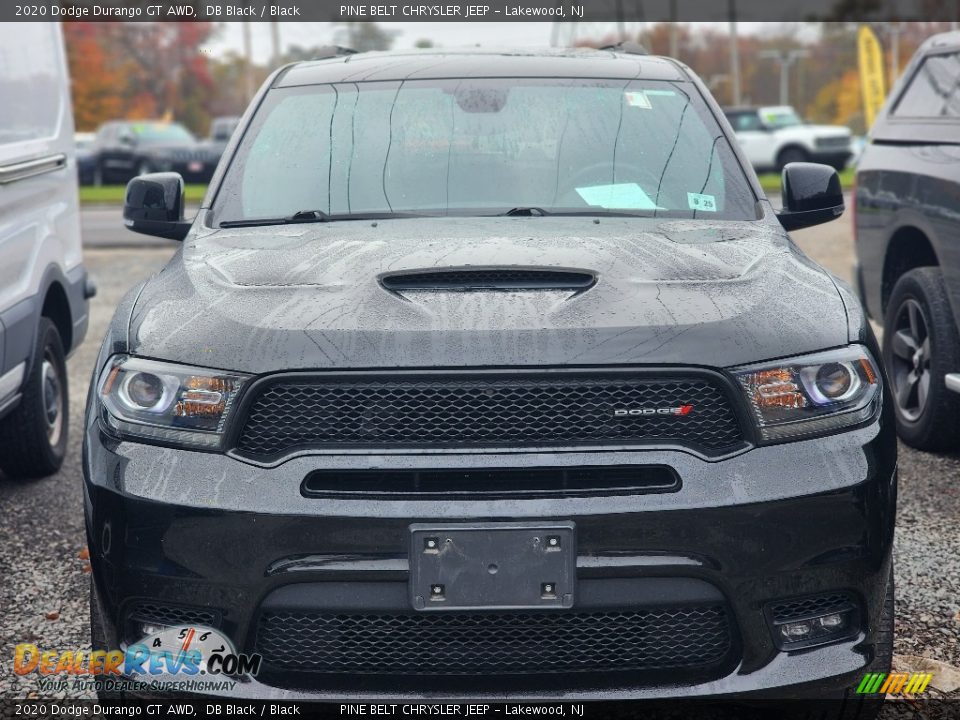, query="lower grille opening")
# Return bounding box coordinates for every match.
[253,605,733,678]
[123,602,221,644]
[301,465,679,499]
[765,591,860,651]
